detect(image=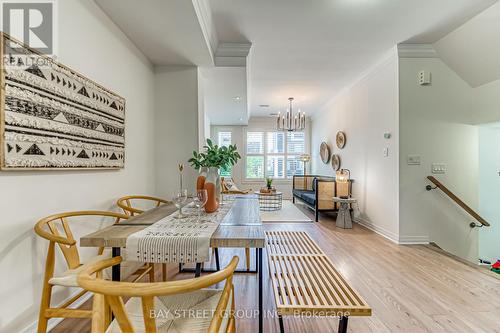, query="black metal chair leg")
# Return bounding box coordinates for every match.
[315,209,319,222]
[214,247,220,271]
[194,263,202,277]
[178,263,183,273]
[278,315,285,333]
[338,316,348,333]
